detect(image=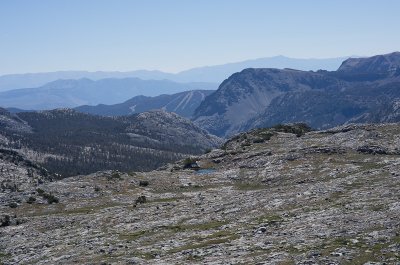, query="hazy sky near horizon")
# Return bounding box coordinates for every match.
[1,0,399,75]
